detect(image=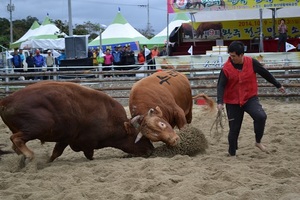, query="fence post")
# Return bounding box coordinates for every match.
[4,66,10,93]
[98,64,103,88]
[284,56,290,102]
[53,64,57,81]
